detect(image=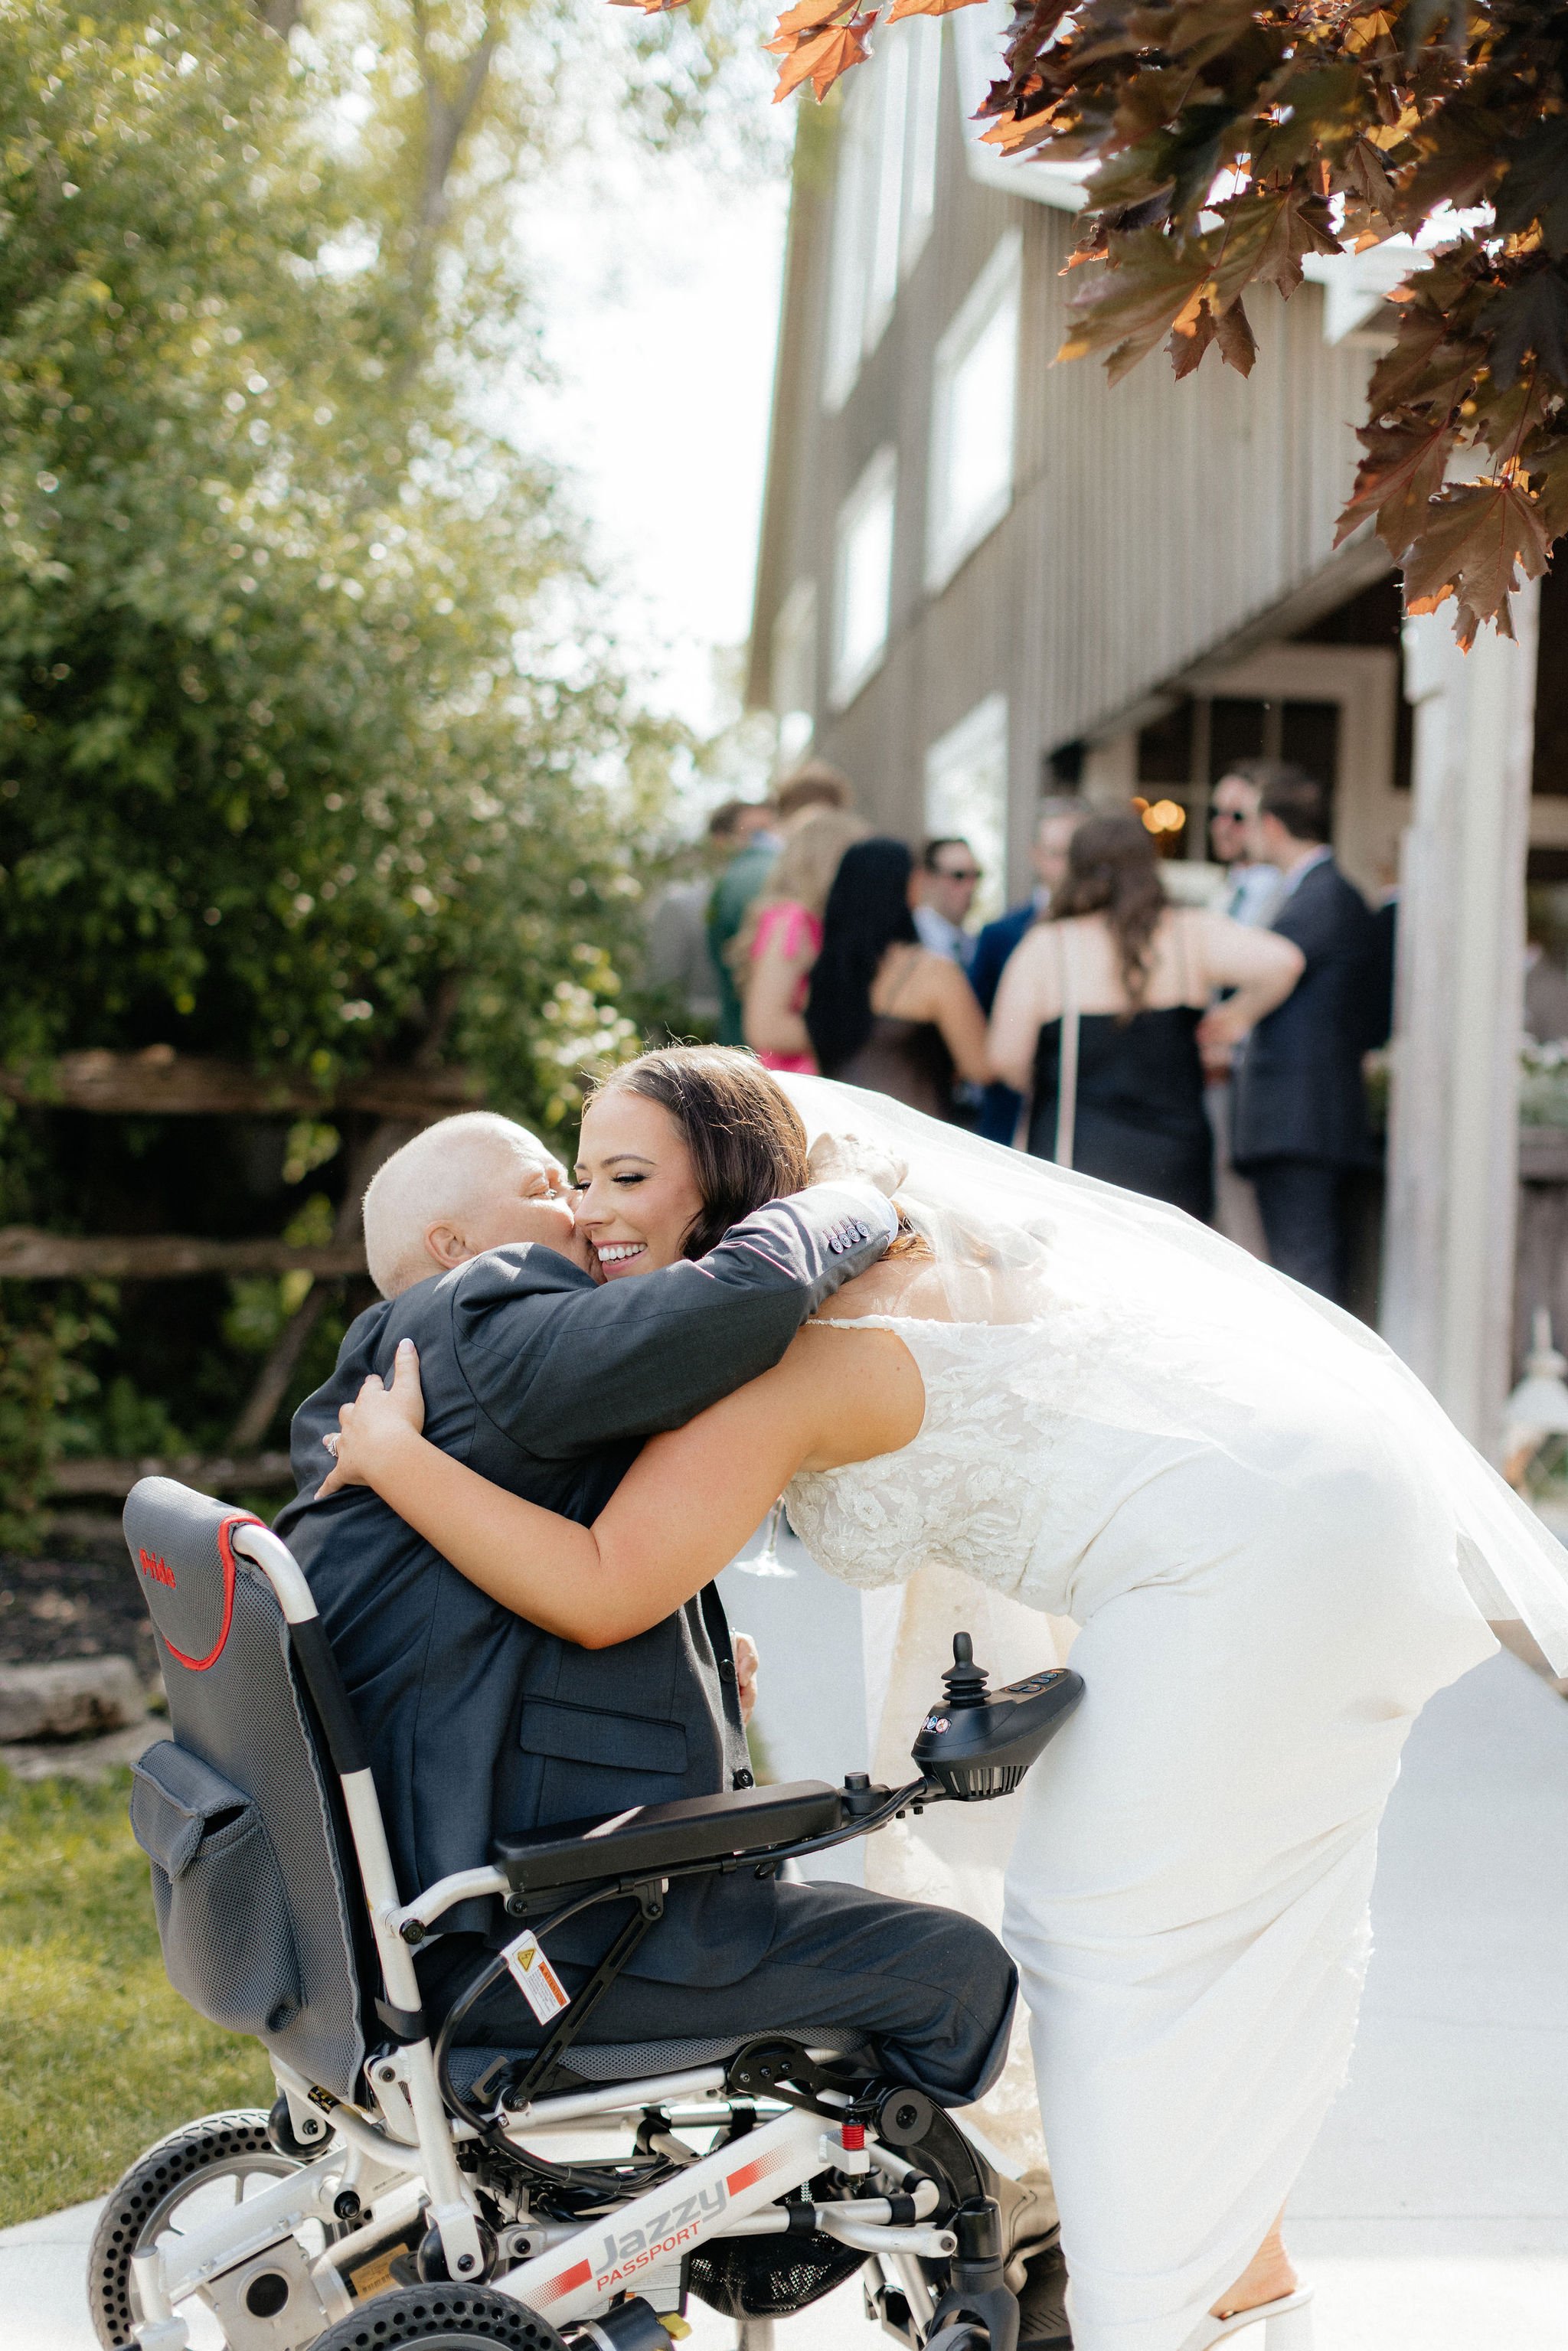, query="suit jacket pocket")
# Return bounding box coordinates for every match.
[518,1695,691,1827]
